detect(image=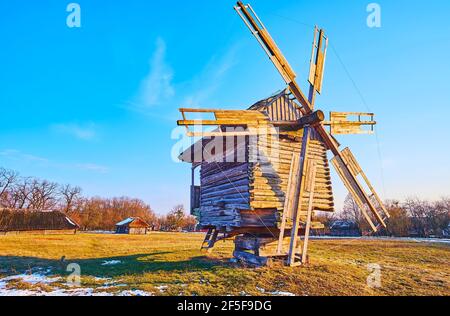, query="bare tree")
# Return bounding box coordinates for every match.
[59,184,82,213]
[0,168,19,207]
[340,194,373,233]
[404,197,430,237]
[384,200,411,237]
[28,179,59,210]
[161,205,187,231]
[341,194,362,223]
[7,177,33,209]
